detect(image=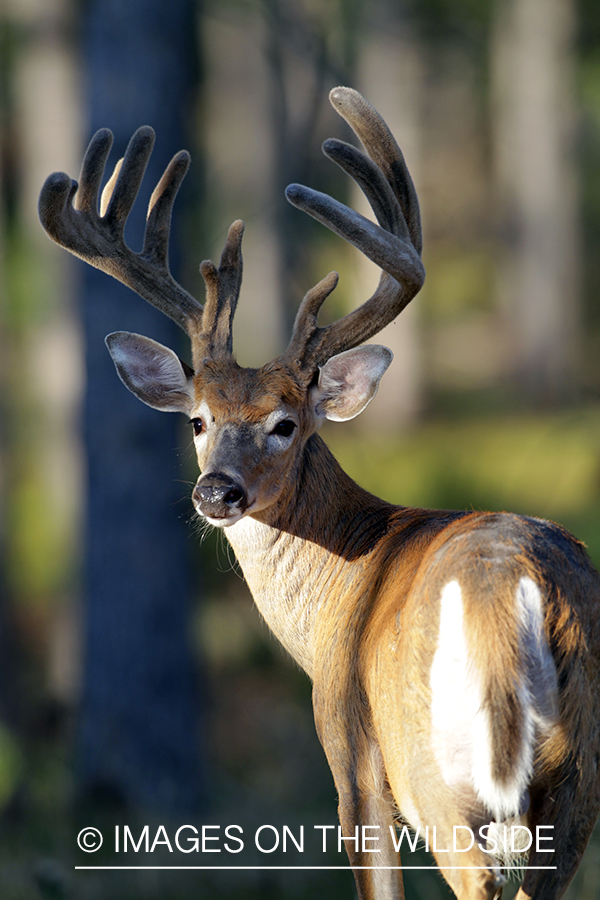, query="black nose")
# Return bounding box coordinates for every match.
[192,473,247,519]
